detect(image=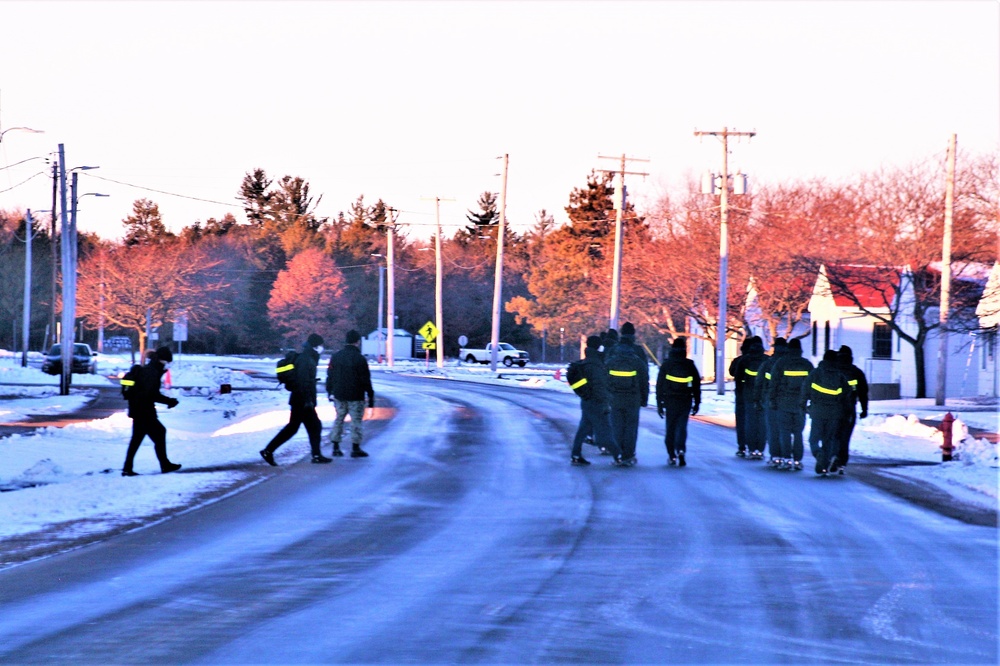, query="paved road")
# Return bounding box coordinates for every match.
[0,374,995,663]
